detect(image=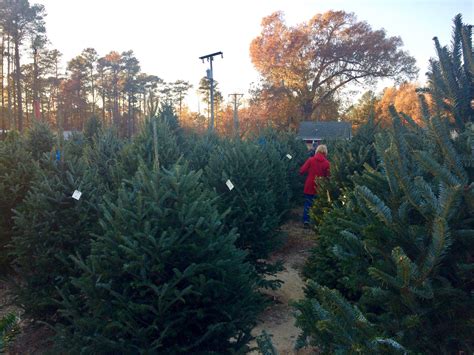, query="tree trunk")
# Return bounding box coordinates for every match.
[7,36,13,129]
[33,46,40,120]
[90,68,95,116]
[101,90,105,123]
[128,94,132,137]
[25,88,29,126]
[302,97,313,121]
[1,33,4,132]
[14,39,23,132]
